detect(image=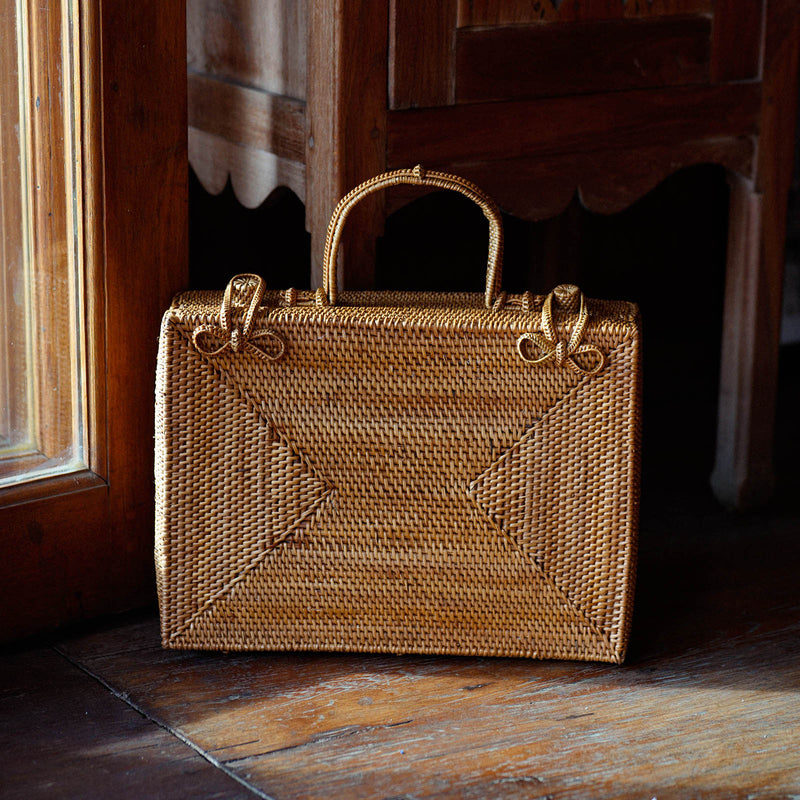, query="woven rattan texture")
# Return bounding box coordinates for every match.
[156,287,641,662]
